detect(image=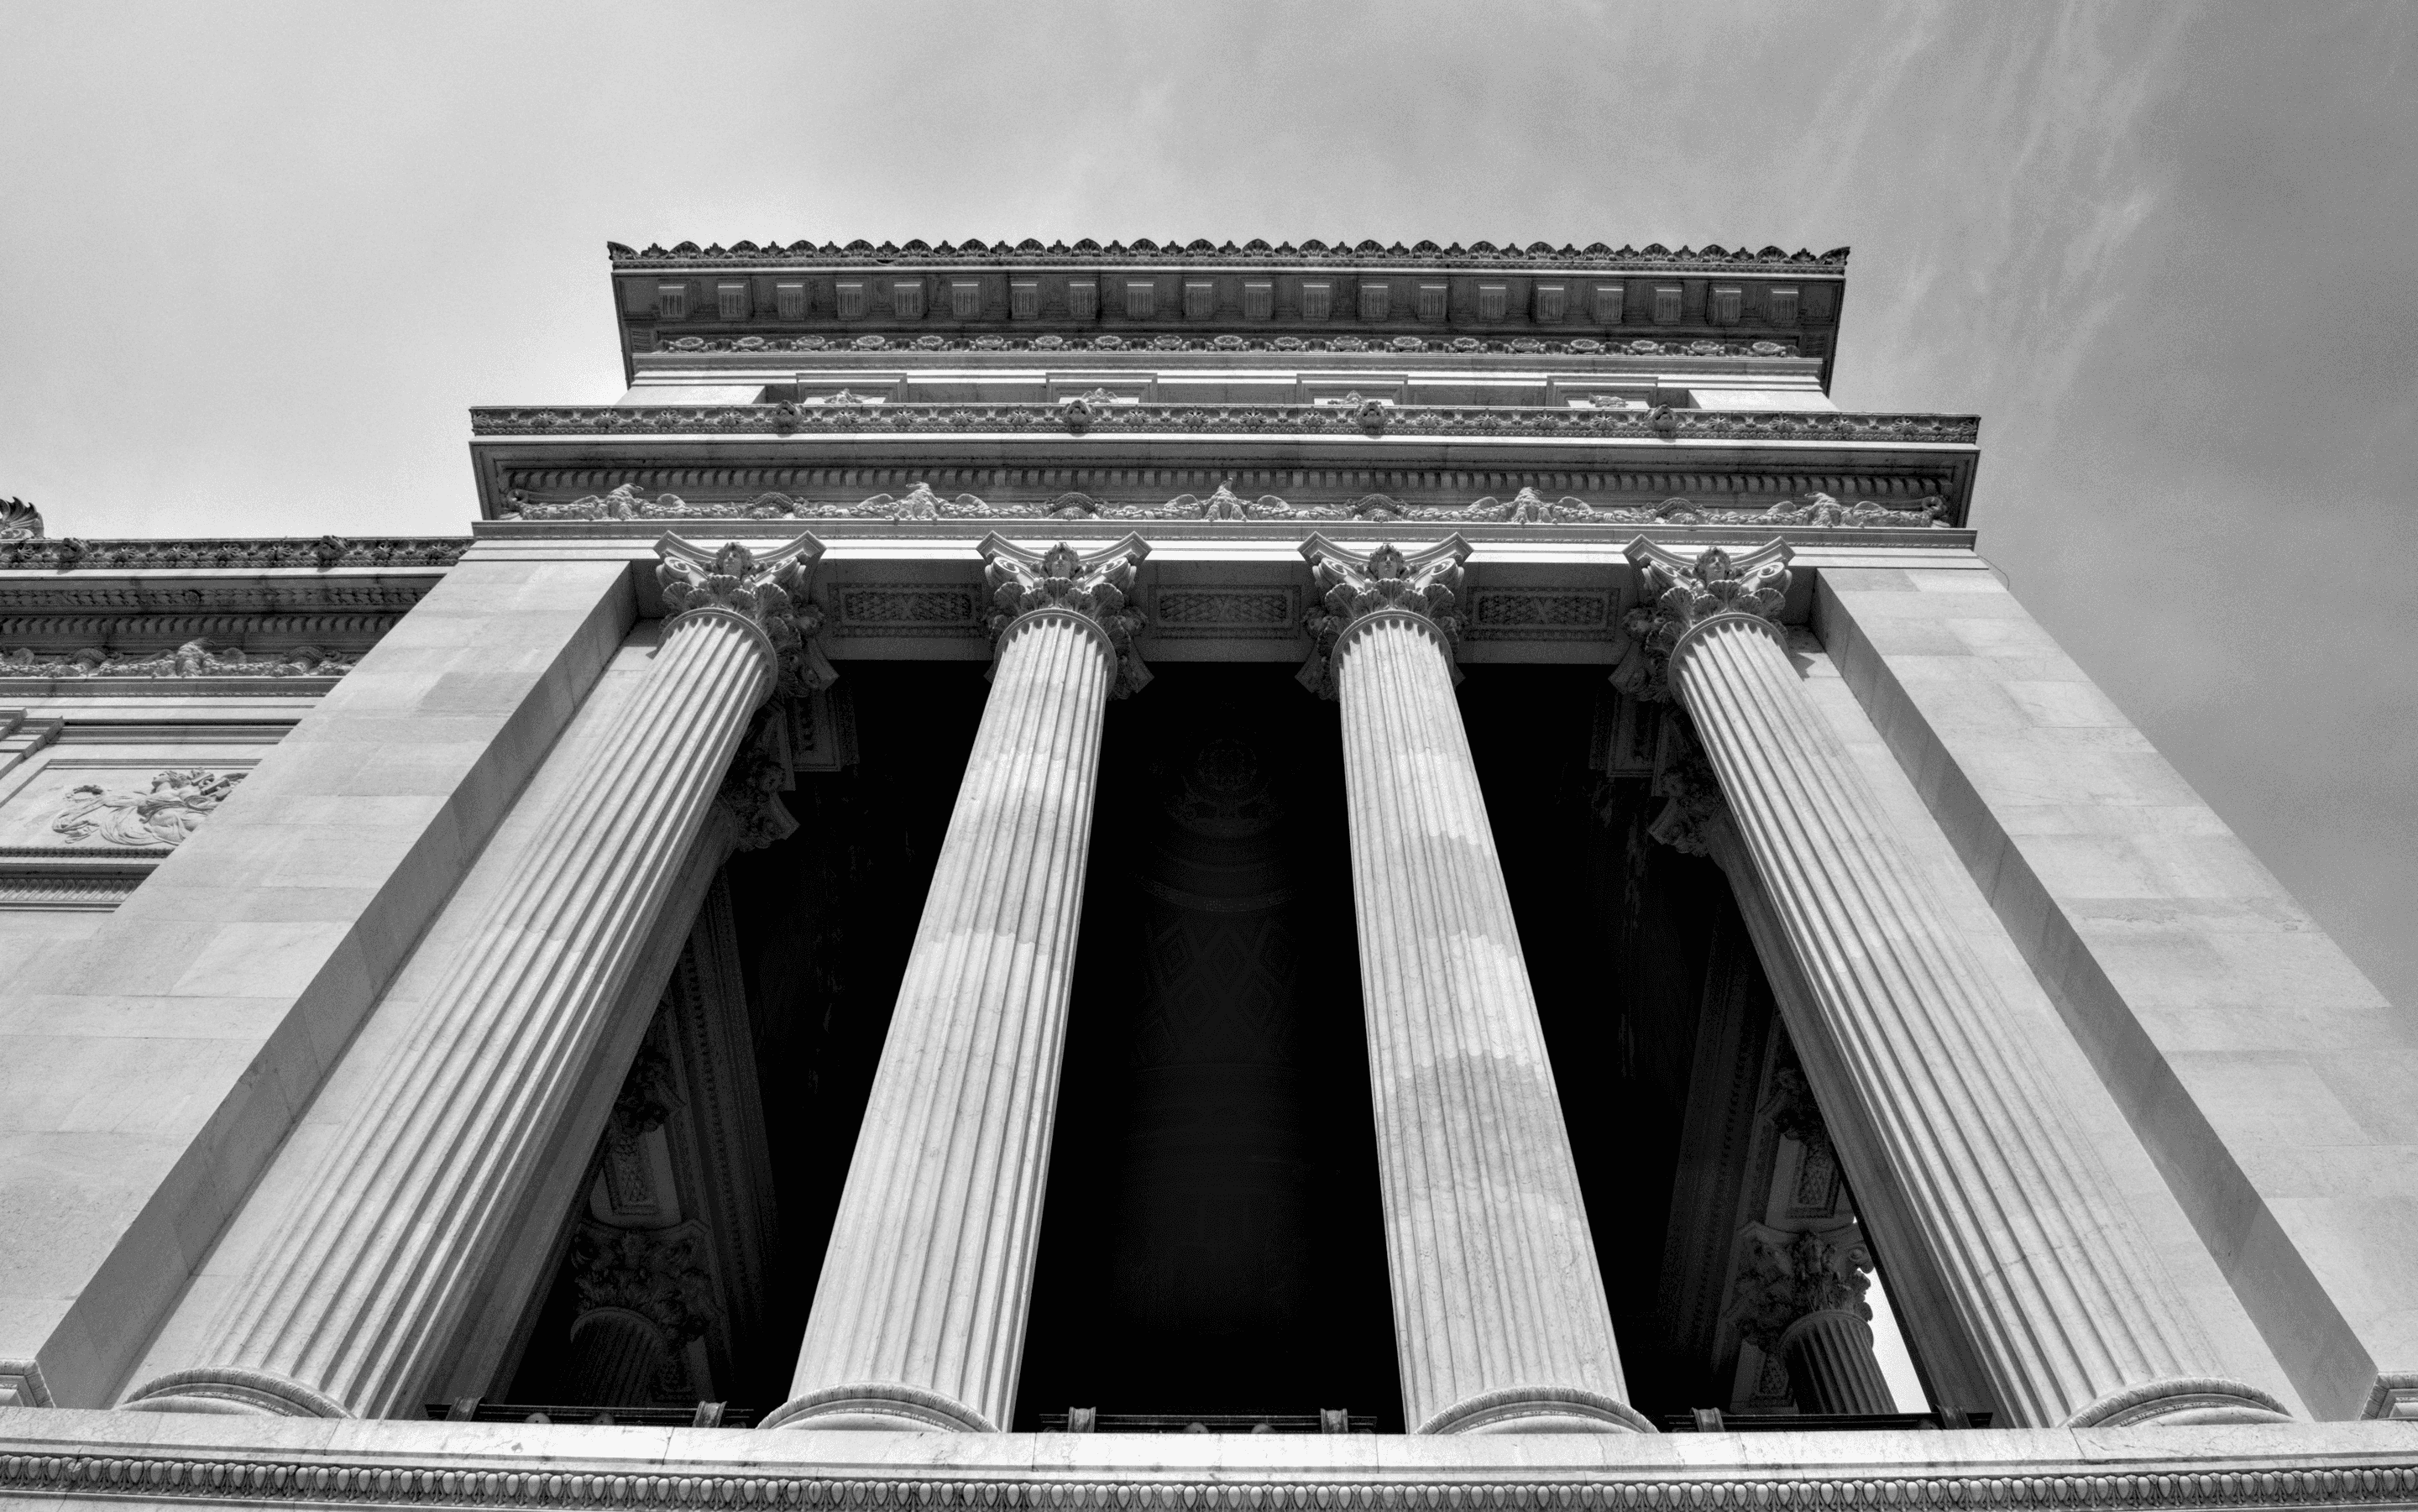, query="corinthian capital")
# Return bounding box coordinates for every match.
[656,532,836,696]
[978,533,1153,697]
[1727,1223,1874,1352]
[1295,534,1472,699]
[1612,538,1793,700]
